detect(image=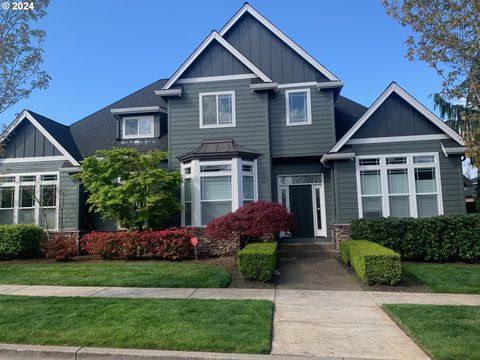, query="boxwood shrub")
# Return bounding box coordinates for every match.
[350,214,480,262]
[339,240,353,265]
[237,242,277,281]
[0,224,43,259]
[342,240,401,285]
